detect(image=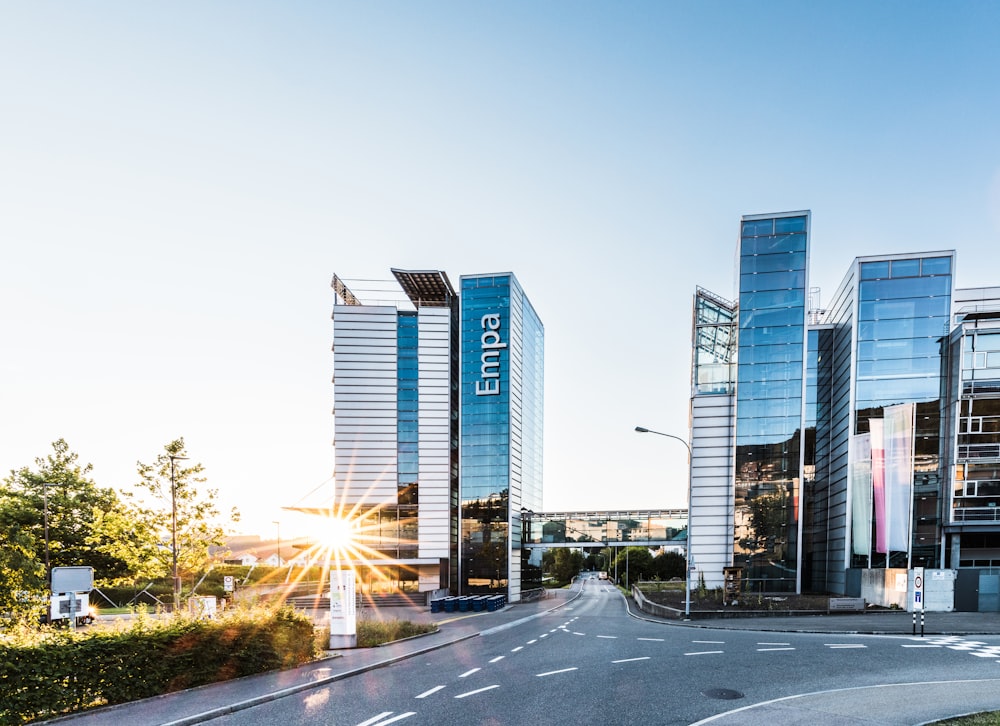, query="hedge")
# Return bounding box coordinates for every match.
[0,606,317,725]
